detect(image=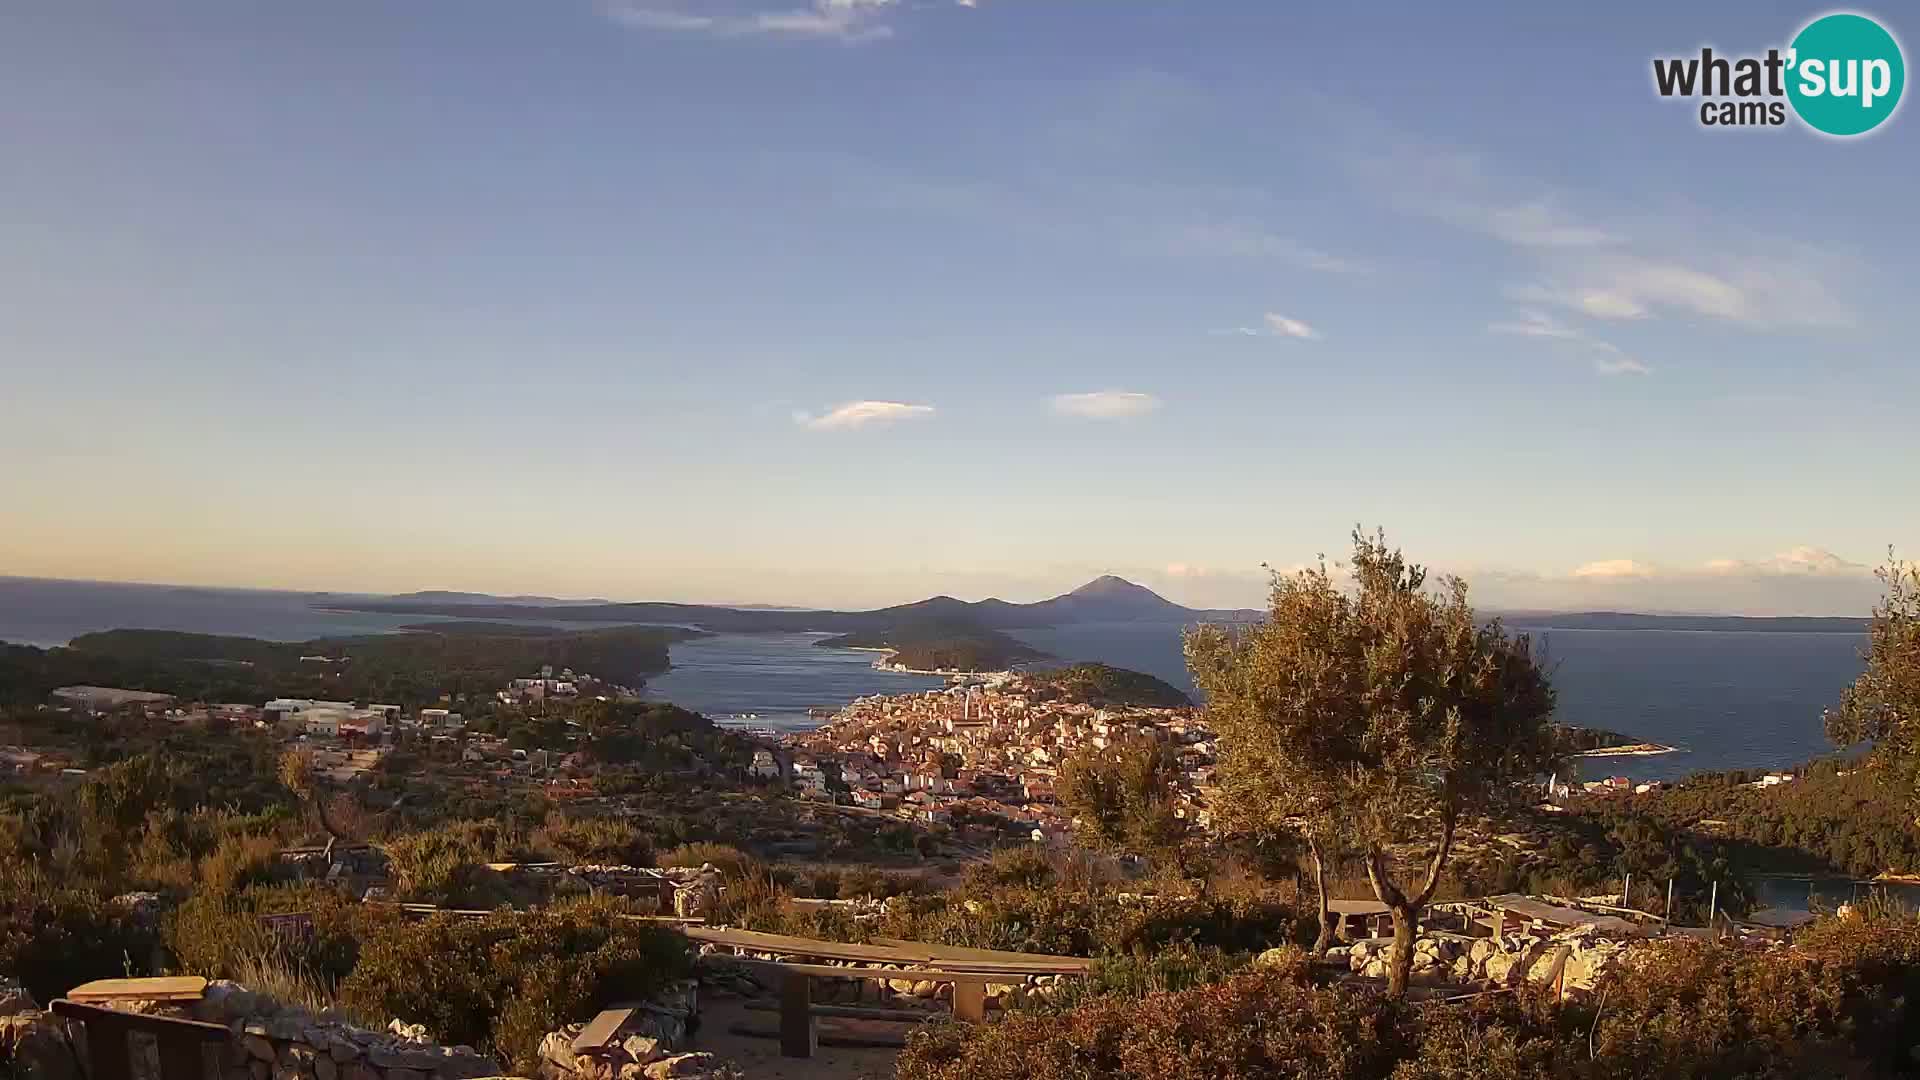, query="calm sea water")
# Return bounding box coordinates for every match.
[639,632,945,728]
[2,579,1869,782]
[1012,621,1869,783]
